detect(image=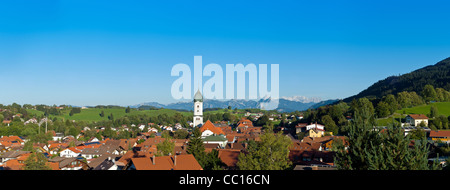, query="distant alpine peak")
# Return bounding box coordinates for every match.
[280,96,322,103]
